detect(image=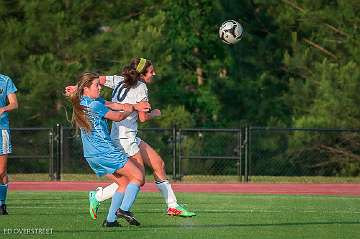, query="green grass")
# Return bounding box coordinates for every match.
[1,191,360,239]
[8,173,360,183]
